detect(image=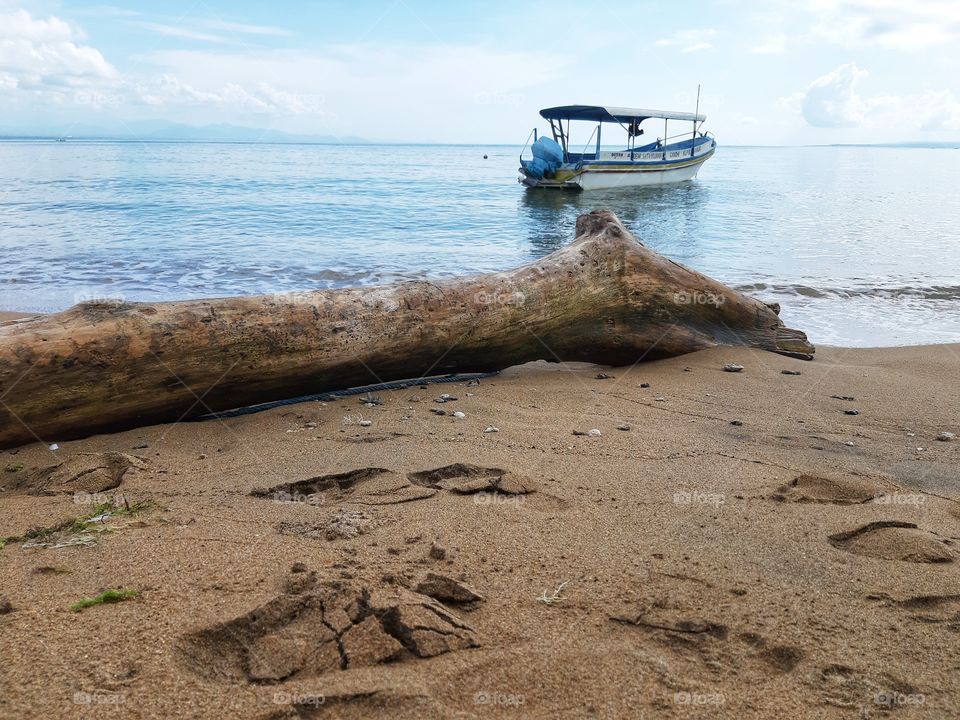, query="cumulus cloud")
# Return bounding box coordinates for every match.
[788,62,960,131]
[0,8,117,91]
[800,62,868,127]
